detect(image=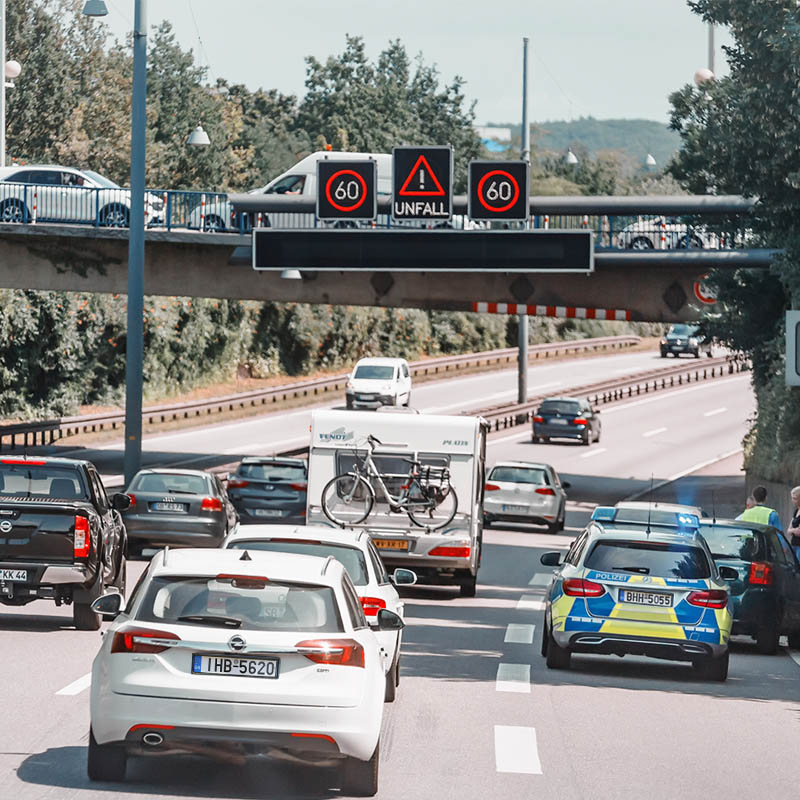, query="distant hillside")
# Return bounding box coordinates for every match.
[487,118,682,167]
